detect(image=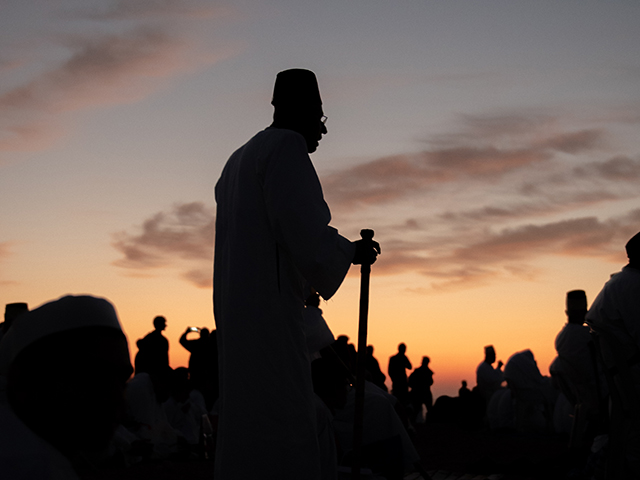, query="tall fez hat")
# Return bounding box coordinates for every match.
[271,69,322,108]
[5,303,28,319]
[566,290,587,311]
[626,231,640,261]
